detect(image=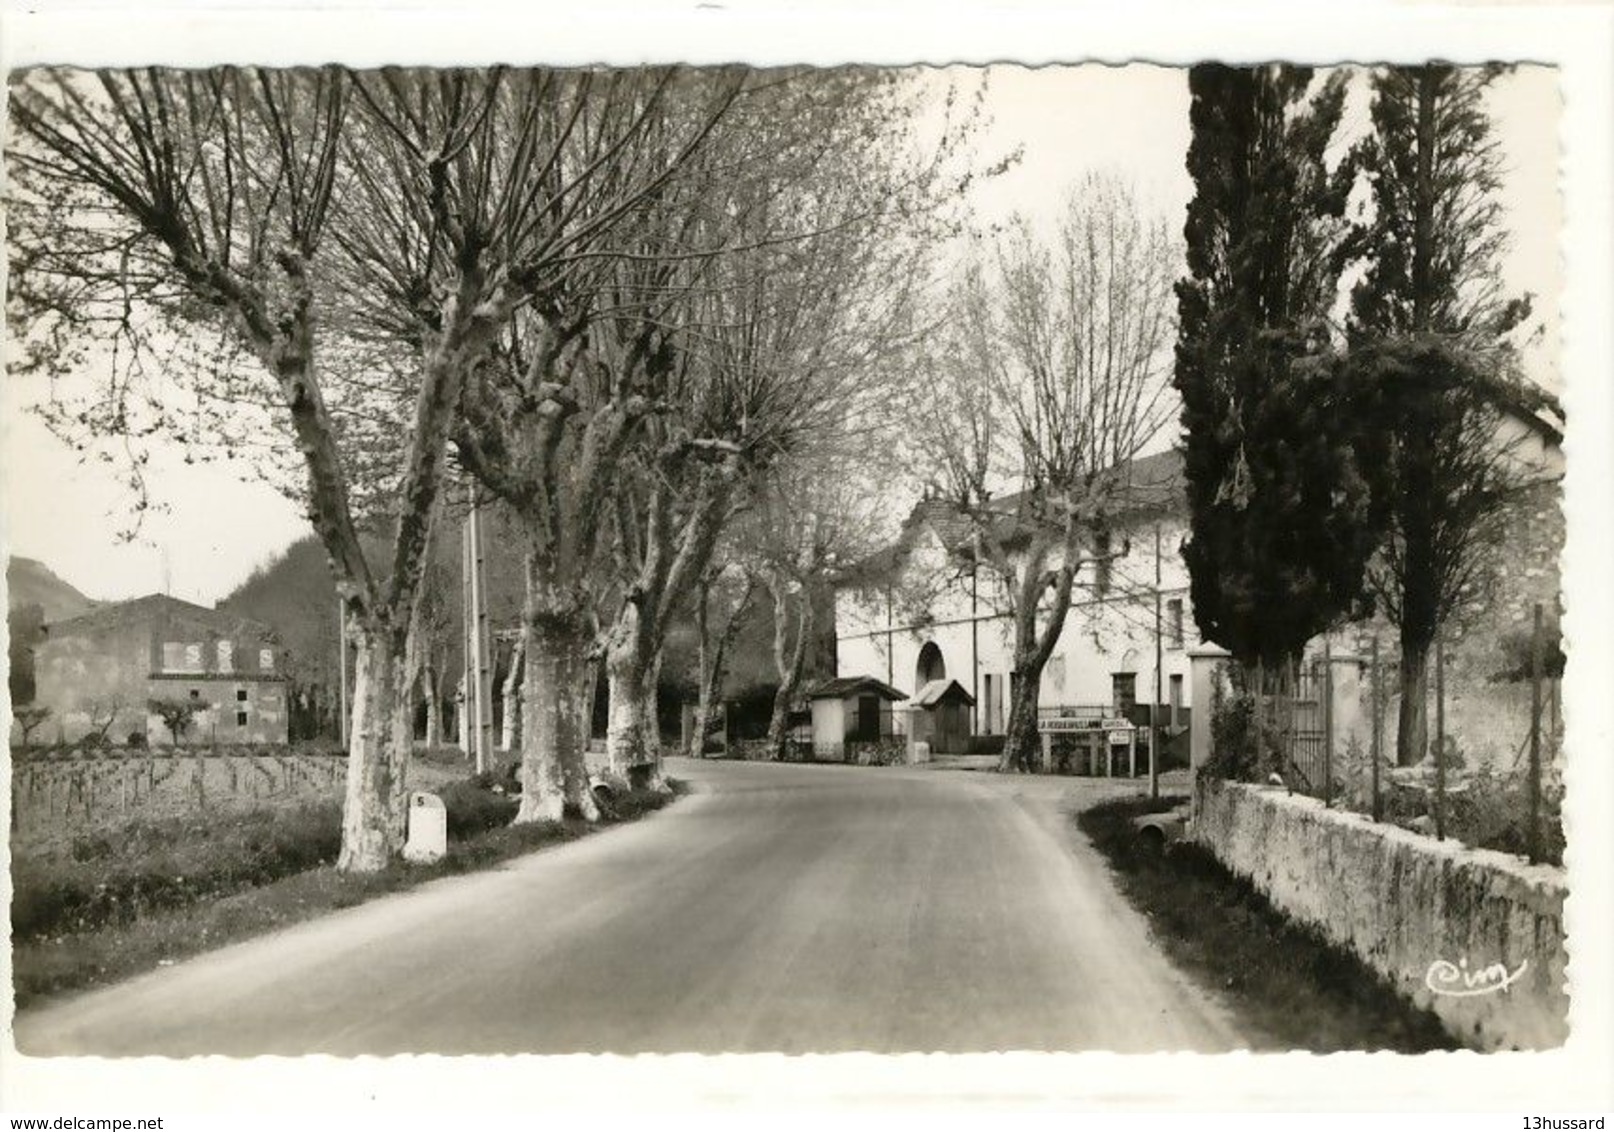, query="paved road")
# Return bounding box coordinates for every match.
[14,759,1246,1056]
